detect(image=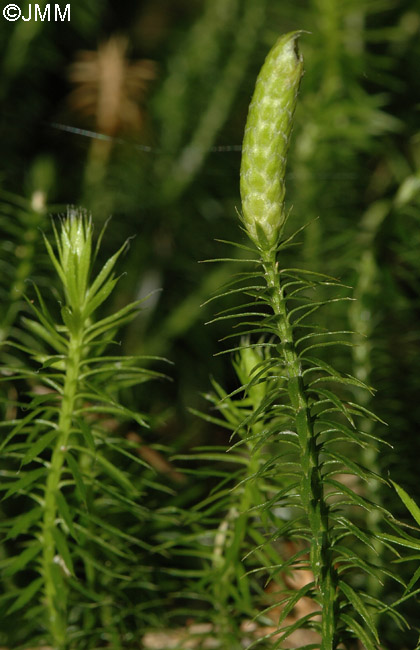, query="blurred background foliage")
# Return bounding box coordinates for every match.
[0,0,420,646]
